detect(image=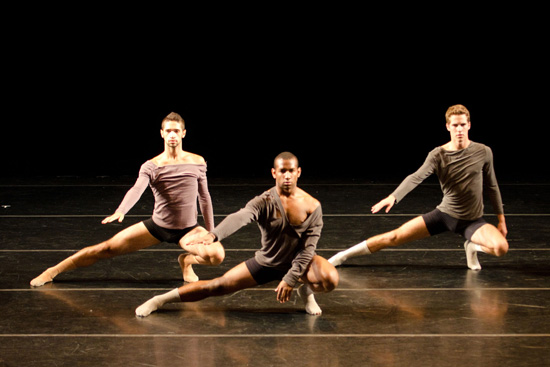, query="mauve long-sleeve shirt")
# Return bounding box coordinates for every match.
[391,142,504,220]
[211,187,323,287]
[115,161,215,231]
